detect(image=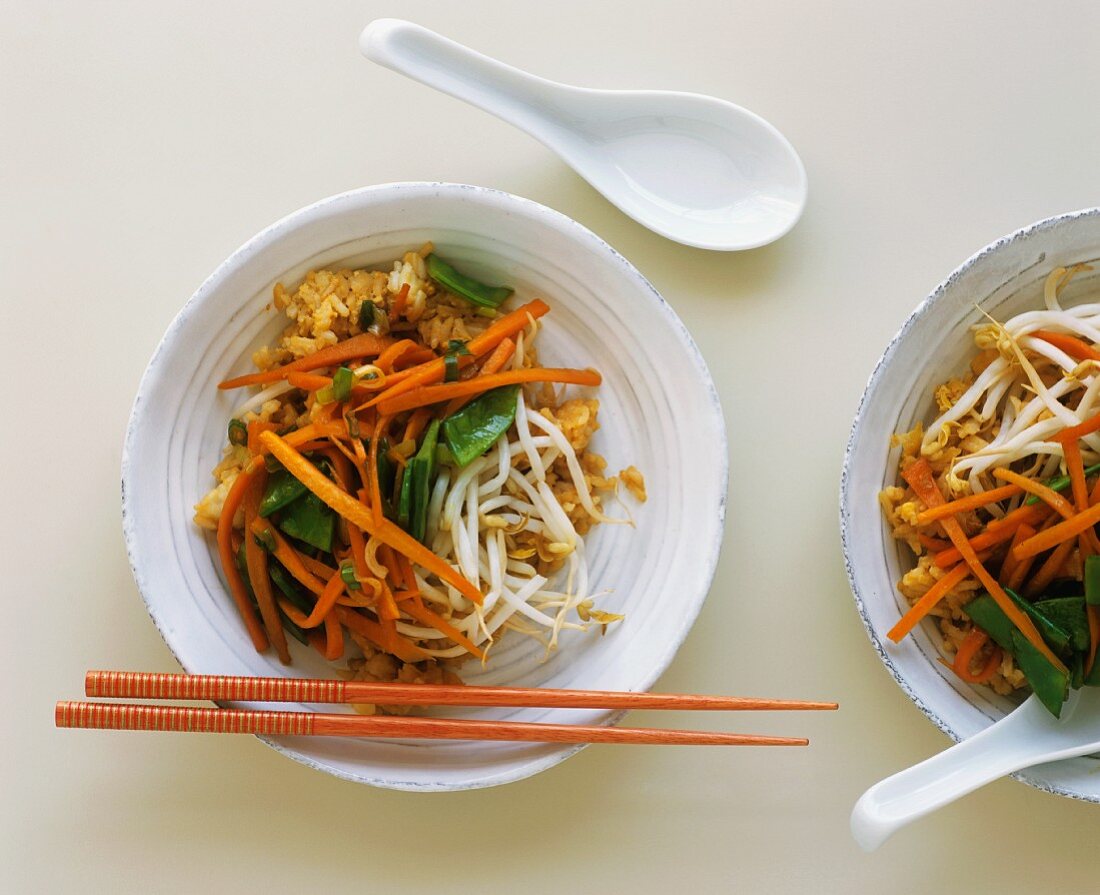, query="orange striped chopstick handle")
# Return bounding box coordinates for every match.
[56,702,808,746]
[55,701,317,736]
[85,671,346,704]
[86,671,838,711]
